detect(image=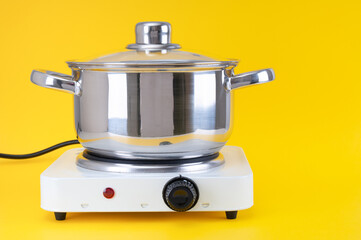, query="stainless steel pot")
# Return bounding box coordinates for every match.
[31,22,275,160]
